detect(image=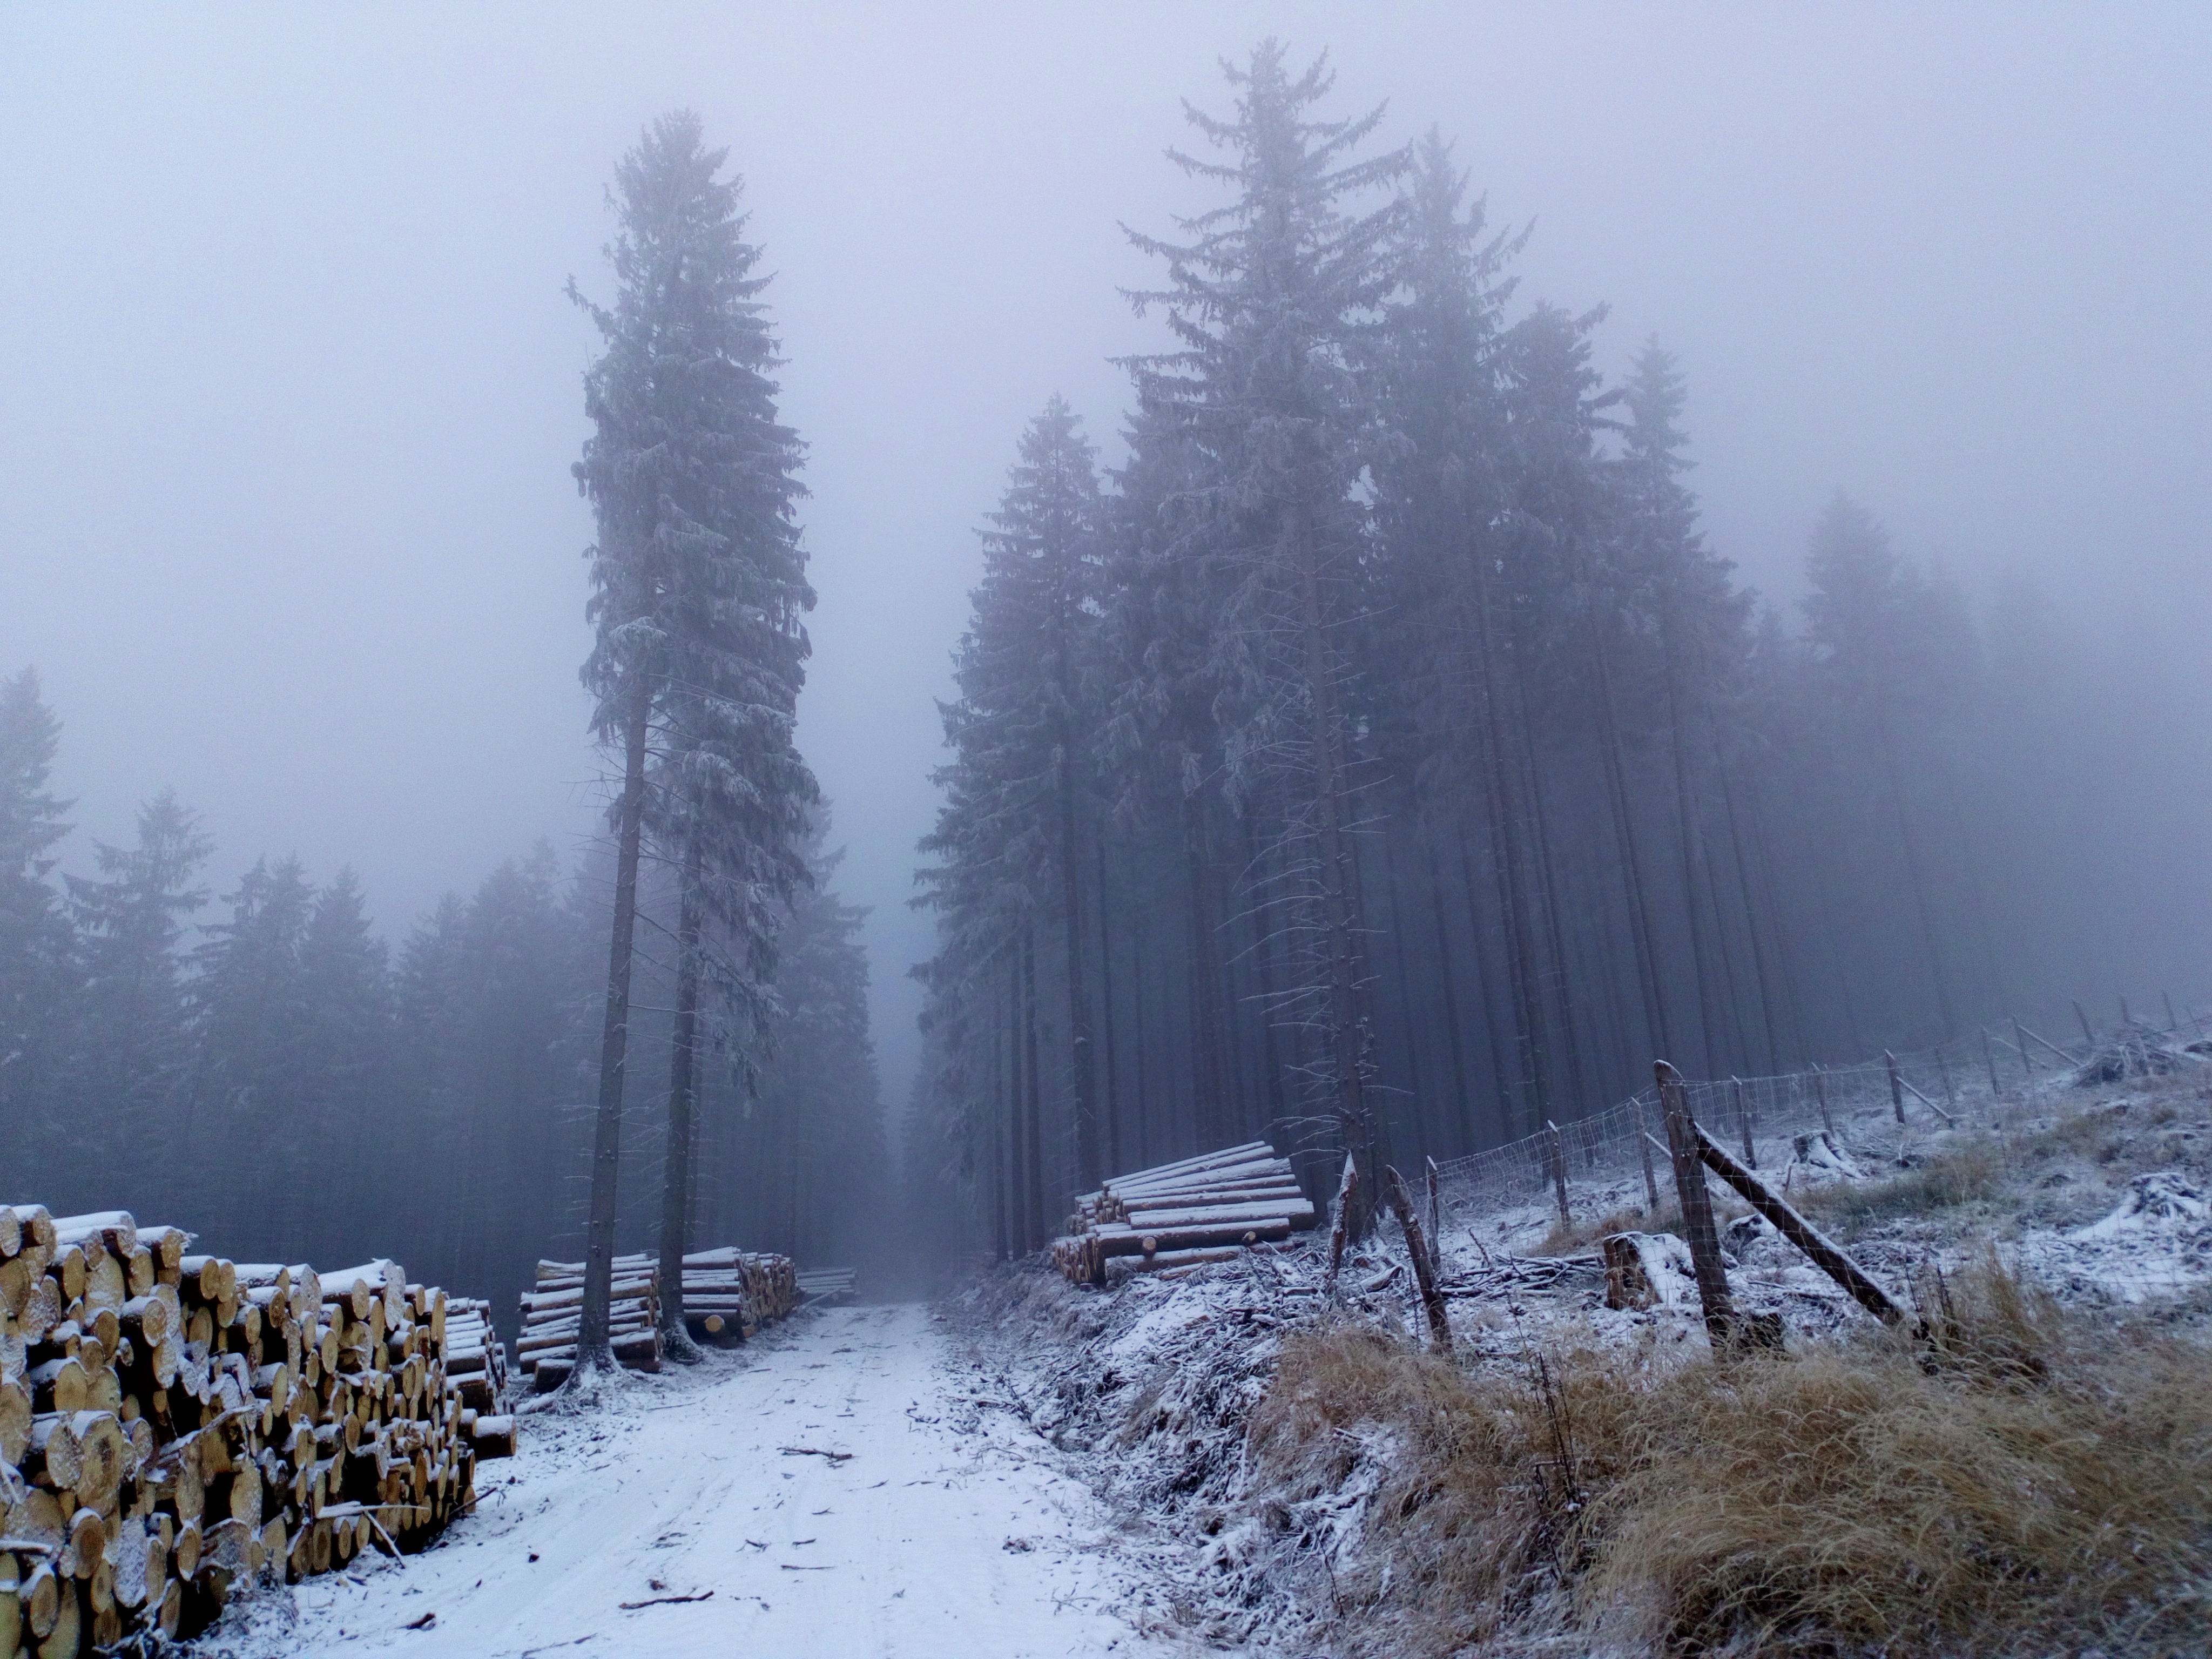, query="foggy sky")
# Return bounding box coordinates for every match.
[3,3,2206,1113]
